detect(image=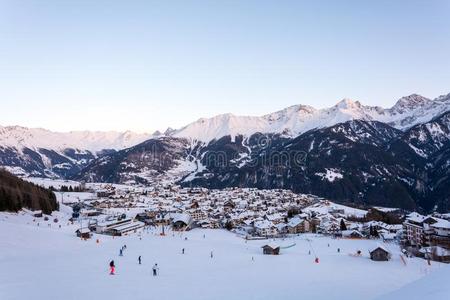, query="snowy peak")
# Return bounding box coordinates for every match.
[391,94,433,113]
[173,113,268,142]
[435,92,450,103]
[334,98,362,110]
[0,125,153,152]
